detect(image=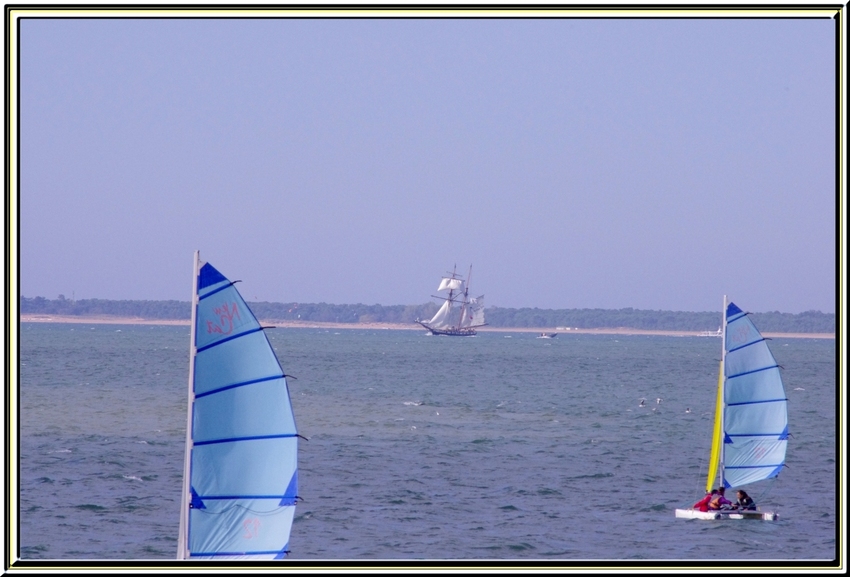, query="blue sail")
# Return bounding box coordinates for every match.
[178,255,298,559]
[721,302,788,488]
